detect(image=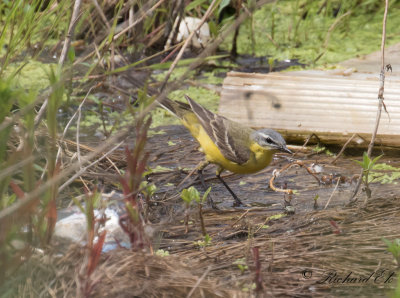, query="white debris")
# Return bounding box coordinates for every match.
[310,163,324,174]
[166,17,210,49]
[53,208,129,250]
